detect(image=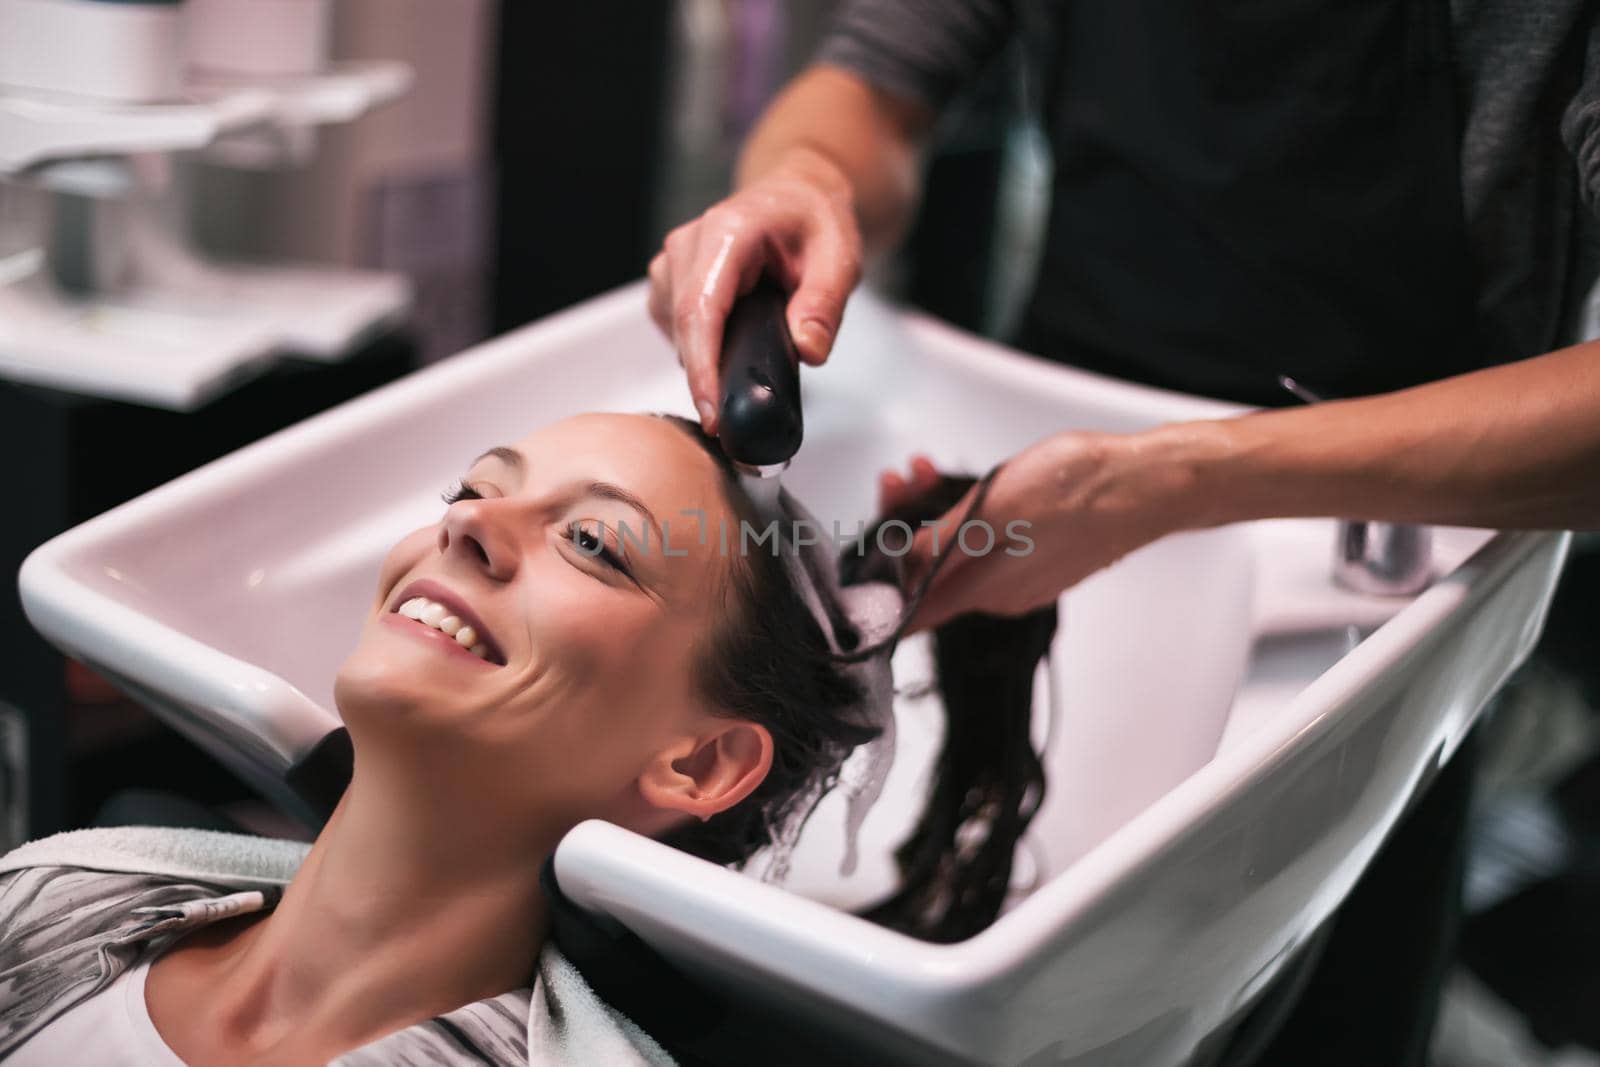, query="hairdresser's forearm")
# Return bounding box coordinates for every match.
[1153,342,1600,533]
[736,64,934,259]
